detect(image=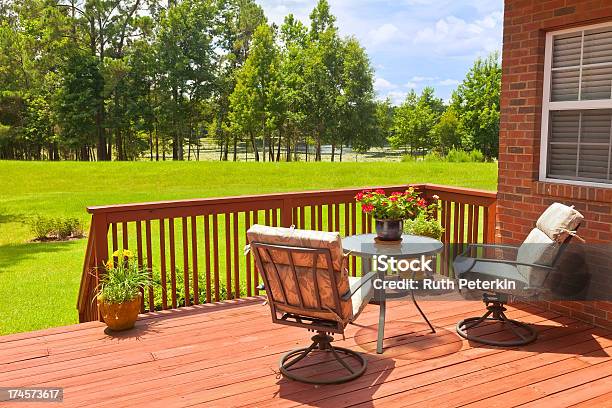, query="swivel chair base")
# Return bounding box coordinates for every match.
[456,293,537,347]
[280,331,367,384]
